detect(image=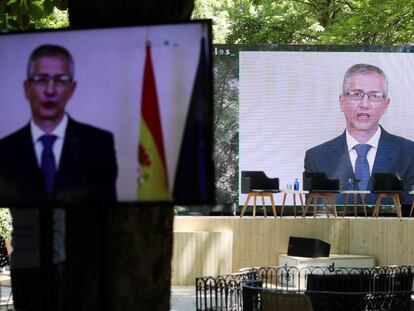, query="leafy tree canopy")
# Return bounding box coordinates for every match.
[4,0,414,45]
[0,0,68,30]
[193,0,414,44]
